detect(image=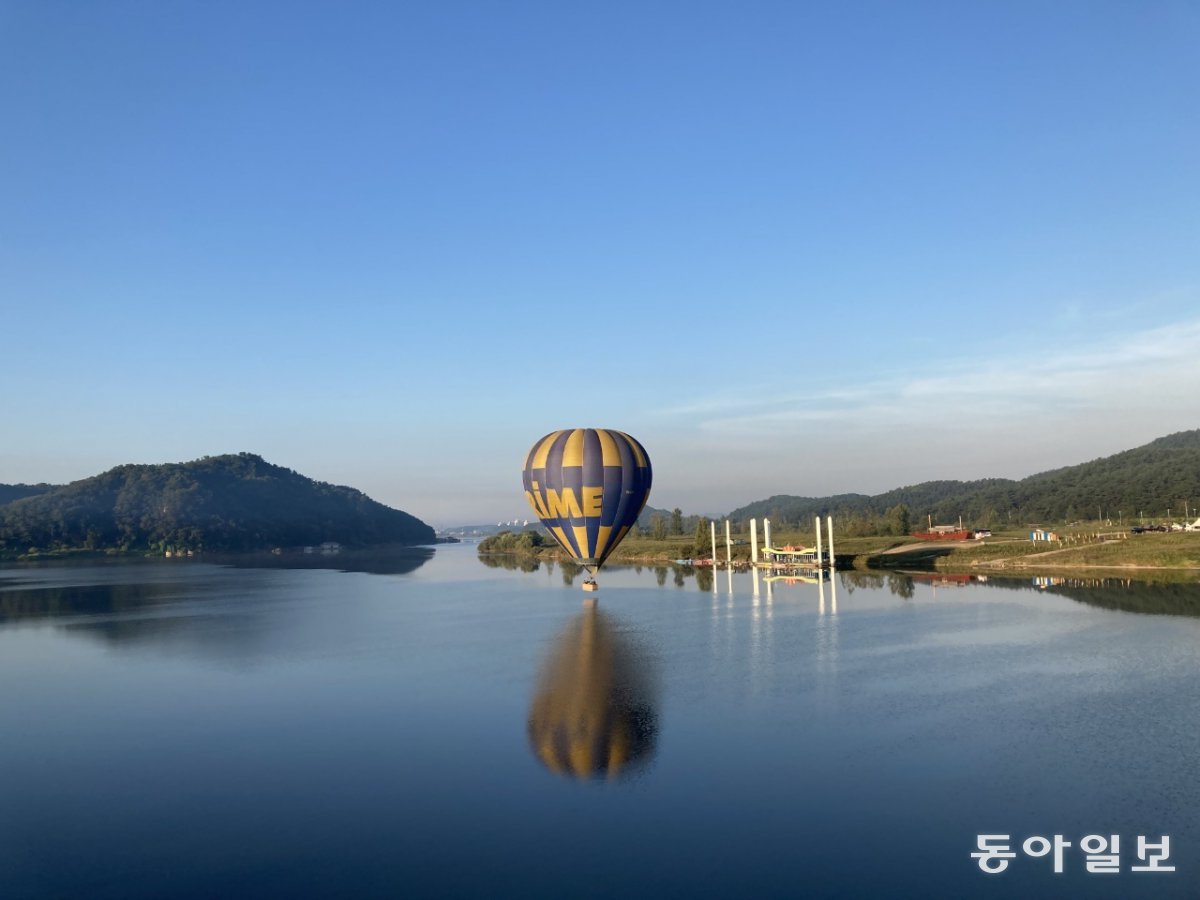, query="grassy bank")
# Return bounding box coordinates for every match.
[870,531,1200,573]
[478,526,1200,575]
[0,547,137,562]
